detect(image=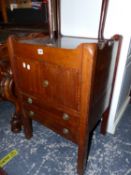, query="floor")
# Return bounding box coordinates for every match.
[0,101,131,175]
